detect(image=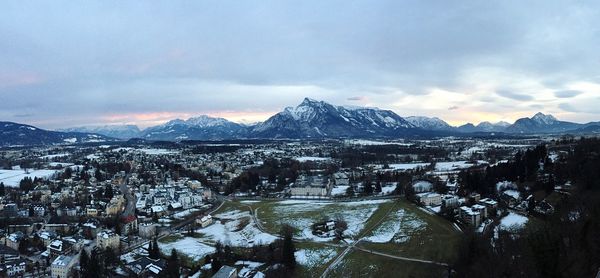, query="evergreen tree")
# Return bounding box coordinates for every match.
[280,225,296,269]
[211,257,222,273]
[79,250,89,276]
[166,249,181,278]
[0,182,5,196]
[104,184,114,199]
[29,206,34,217]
